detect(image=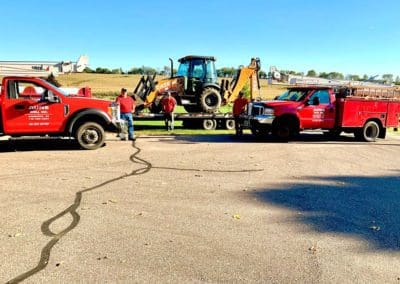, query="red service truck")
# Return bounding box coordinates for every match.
[0,76,121,149]
[243,85,400,141]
